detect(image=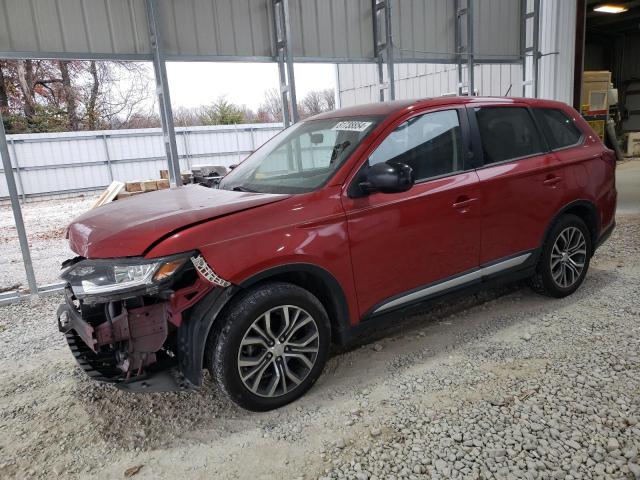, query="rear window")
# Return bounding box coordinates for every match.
[533,108,583,150]
[475,107,544,165]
